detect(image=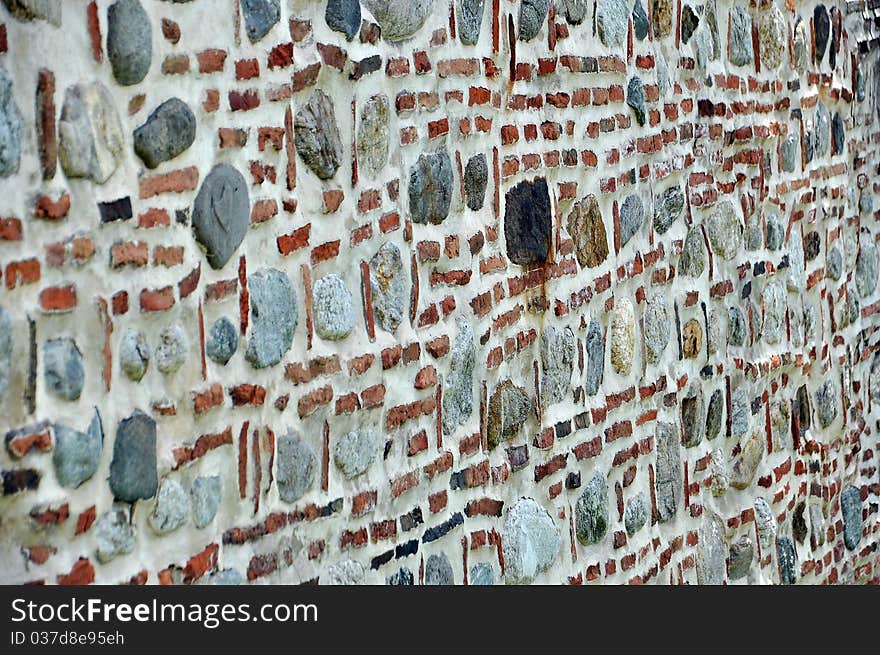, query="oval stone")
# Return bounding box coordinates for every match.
[312,274,355,341]
[464,153,488,211]
[109,410,158,502]
[155,322,188,374]
[192,164,250,270]
[44,338,84,401]
[334,428,379,478]
[133,97,196,169]
[502,497,560,584]
[457,0,484,44]
[706,200,743,260]
[409,150,453,224]
[369,241,406,334]
[295,89,343,180]
[206,317,238,365]
[107,0,152,86]
[643,294,670,364]
[276,430,316,503]
[119,329,150,381]
[567,195,608,269]
[245,268,297,369]
[575,473,608,545]
[610,298,635,375]
[362,0,434,42]
[356,94,390,179]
